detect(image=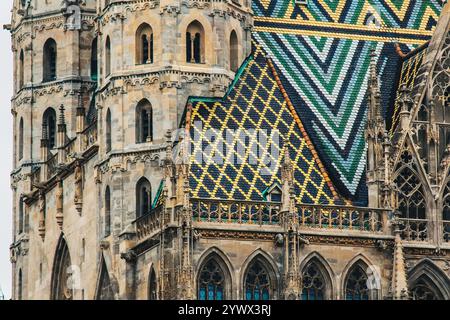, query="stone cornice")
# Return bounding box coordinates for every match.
[96,146,165,175]
[98,68,233,98]
[12,13,96,42]
[12,78,96,105]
